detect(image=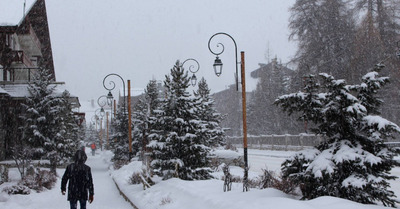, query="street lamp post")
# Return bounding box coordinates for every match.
[95,108,105,151]
[102,73,133,160]
[91,115,98,131]
[181,58,200,86]
[208,32,249,192]
[98,95,111,150]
